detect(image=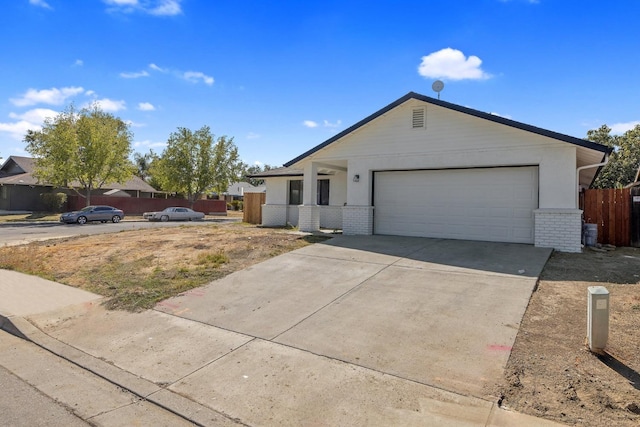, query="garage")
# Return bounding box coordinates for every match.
[373,166,539,244]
